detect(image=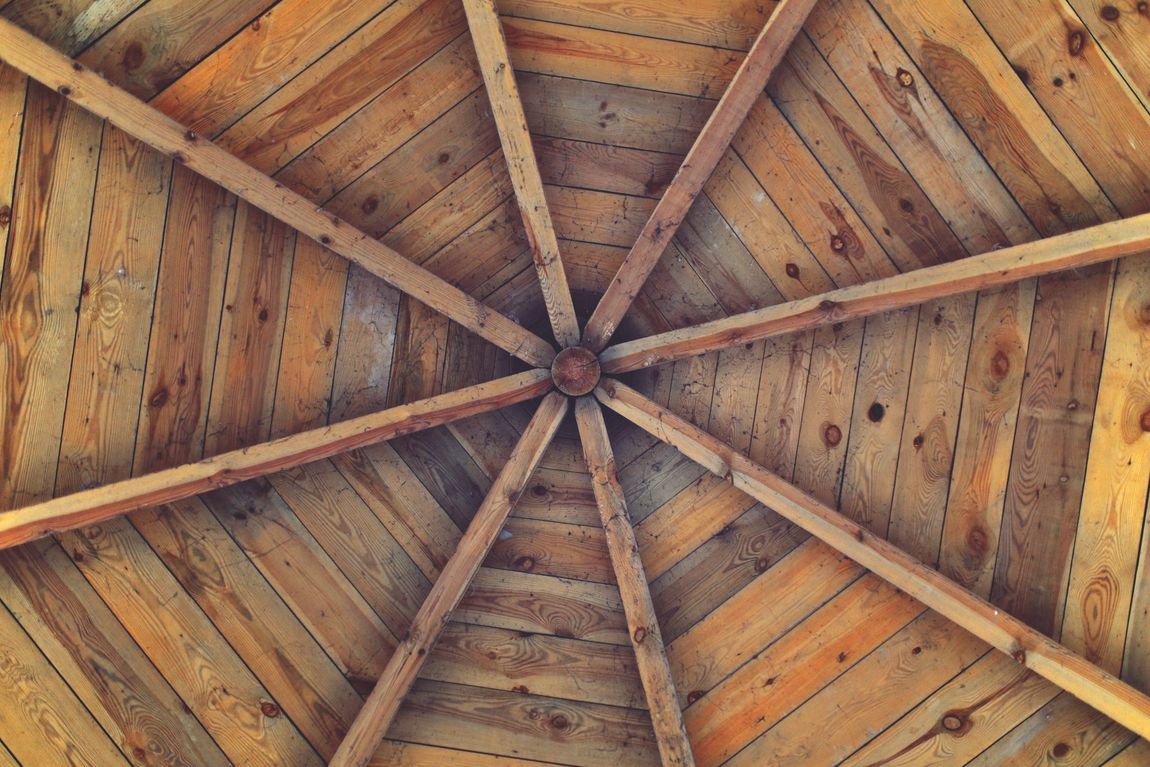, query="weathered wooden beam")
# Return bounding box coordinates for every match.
[580,0,820,351]
[574,397,696,766]
[0,17,556,368]
[463,0,581,348]
[0,371,553,550]
[595,378,1150,741]
[600,212,1150,373]
[330,392,568,767]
